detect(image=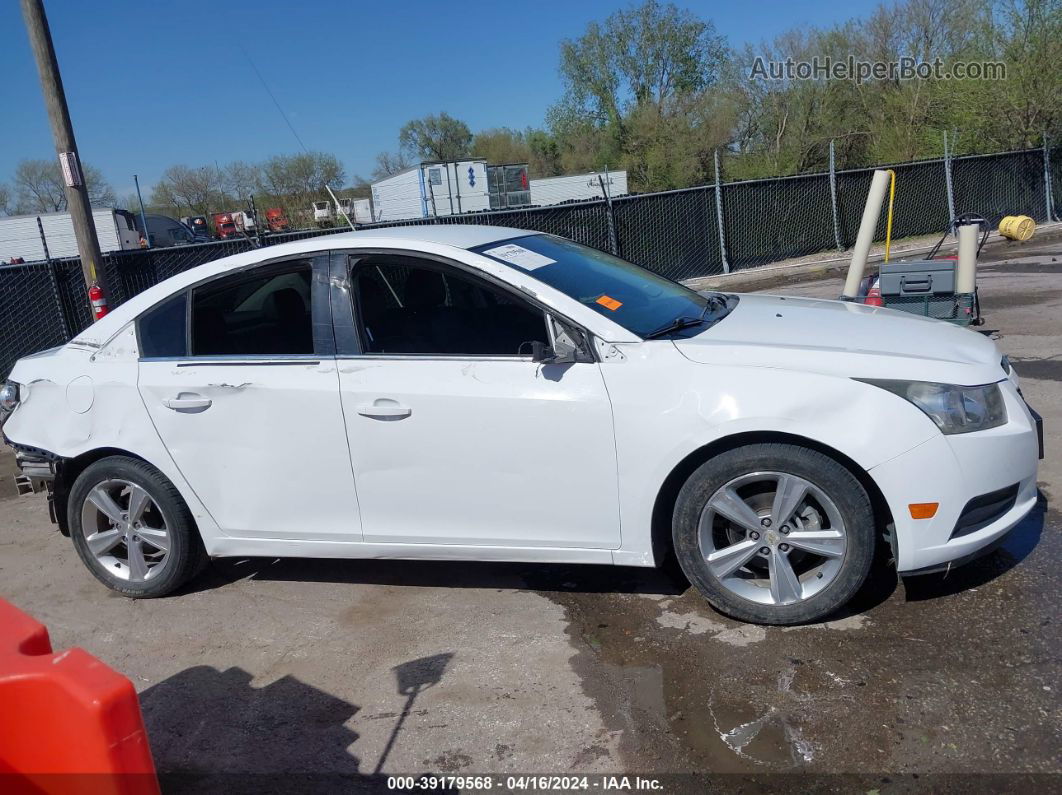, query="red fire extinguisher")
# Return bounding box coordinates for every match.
[88,283,109,321]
